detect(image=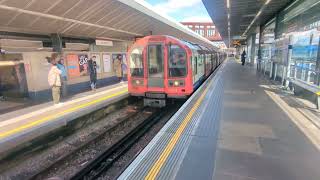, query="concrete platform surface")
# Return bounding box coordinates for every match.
[215,59,320,180]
